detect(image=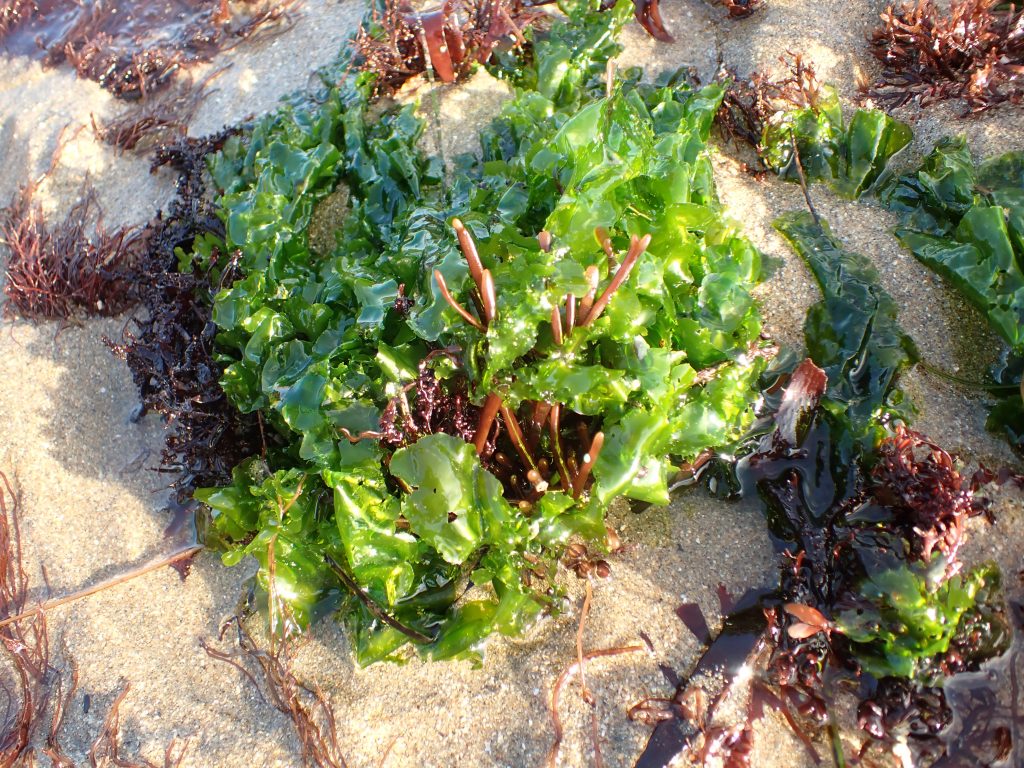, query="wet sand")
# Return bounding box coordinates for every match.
[0,0,1021,765]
